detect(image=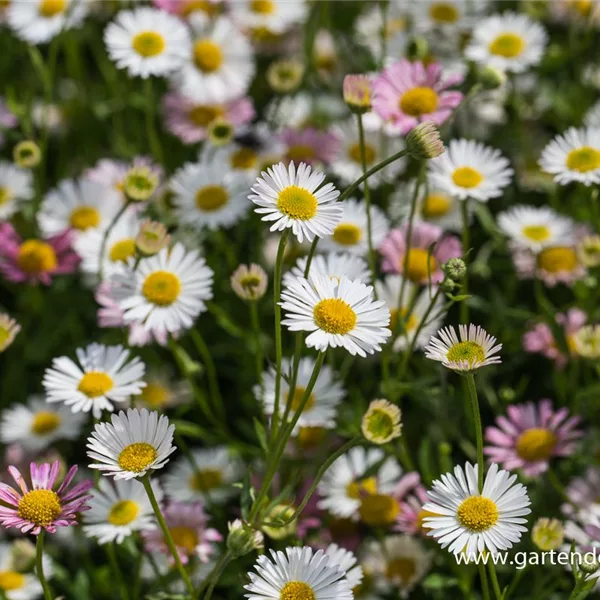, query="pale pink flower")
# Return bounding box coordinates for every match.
[563,467,600,520]
[279,127,341,167]
[85,157,163,199]
[395,484,432,537]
